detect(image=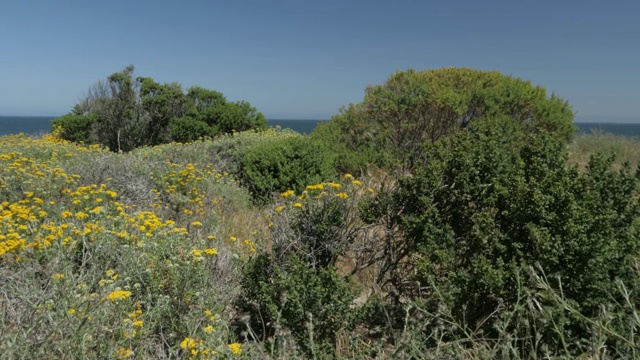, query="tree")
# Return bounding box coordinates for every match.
[313,67,575,172]
[52,66,267,151]
[180,86,267,136]
[139,77,189,146]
